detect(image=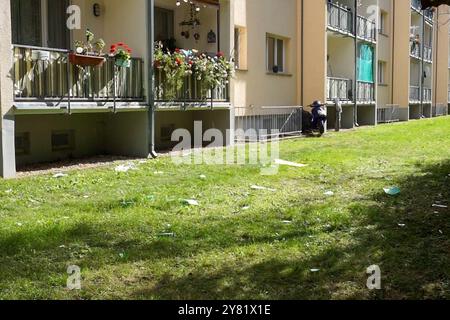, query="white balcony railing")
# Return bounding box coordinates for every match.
[356,81,375,103]
[327,77,353,102]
